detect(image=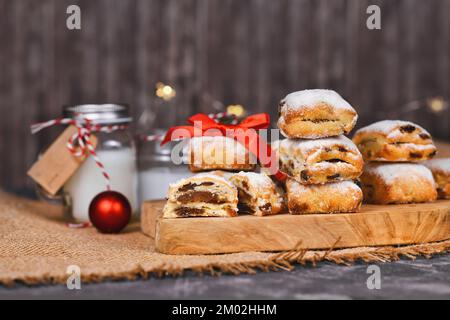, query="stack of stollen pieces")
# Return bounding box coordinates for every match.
[275,89,364,214]
[162,128,285,218]
[352,120,446,204]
